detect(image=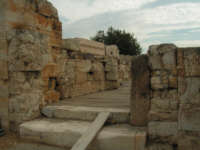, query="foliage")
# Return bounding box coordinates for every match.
[91,27,142,55]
